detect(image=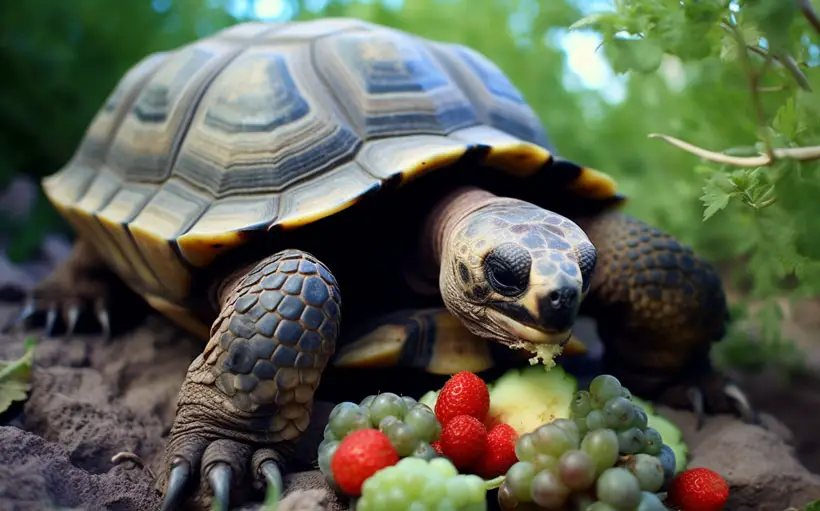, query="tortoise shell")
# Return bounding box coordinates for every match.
[42,18,622,336]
